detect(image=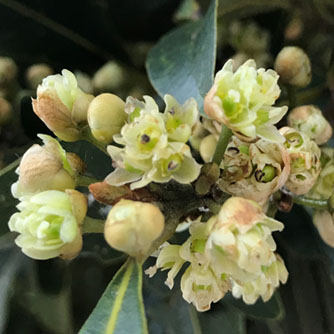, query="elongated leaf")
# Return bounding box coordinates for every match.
[146,0,217,113]
[223,292,285,320]
[80,258,148,334]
